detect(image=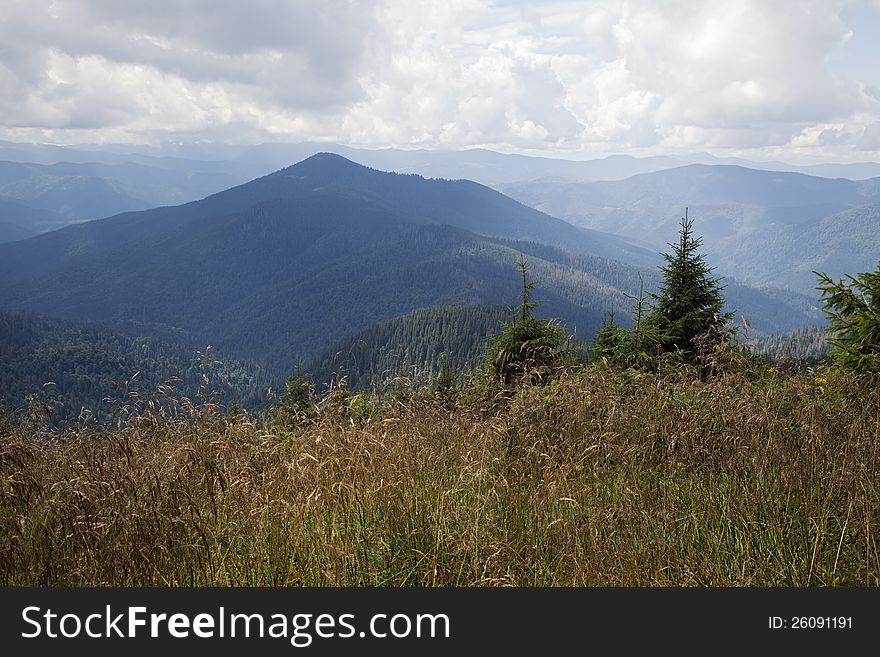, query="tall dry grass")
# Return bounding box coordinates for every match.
[1,365,878,586]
